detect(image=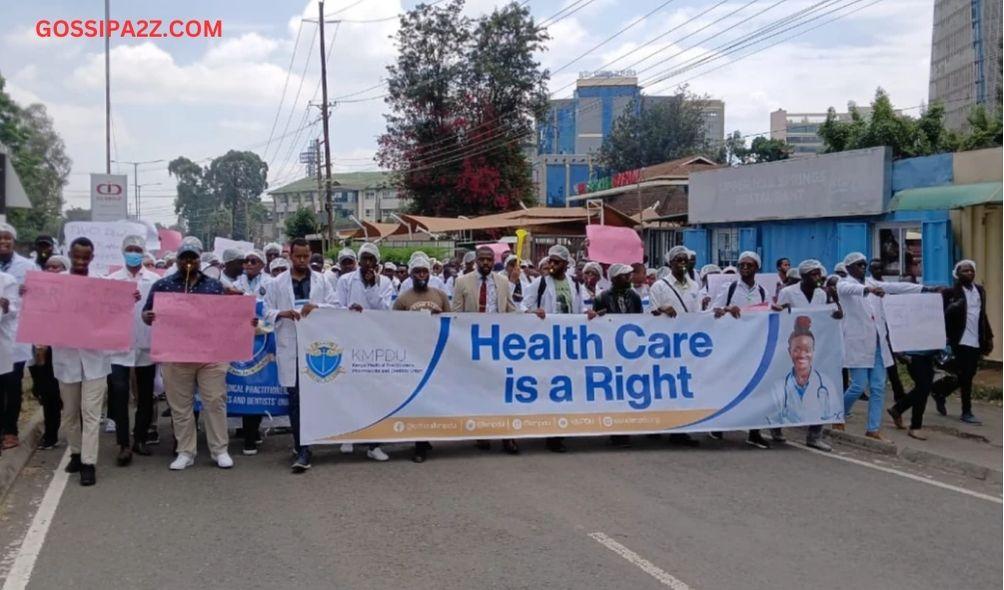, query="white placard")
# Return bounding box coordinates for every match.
[883,293,947,352]
[213,237,254,260]
[64,221,160,276]
[89,173,128,221]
